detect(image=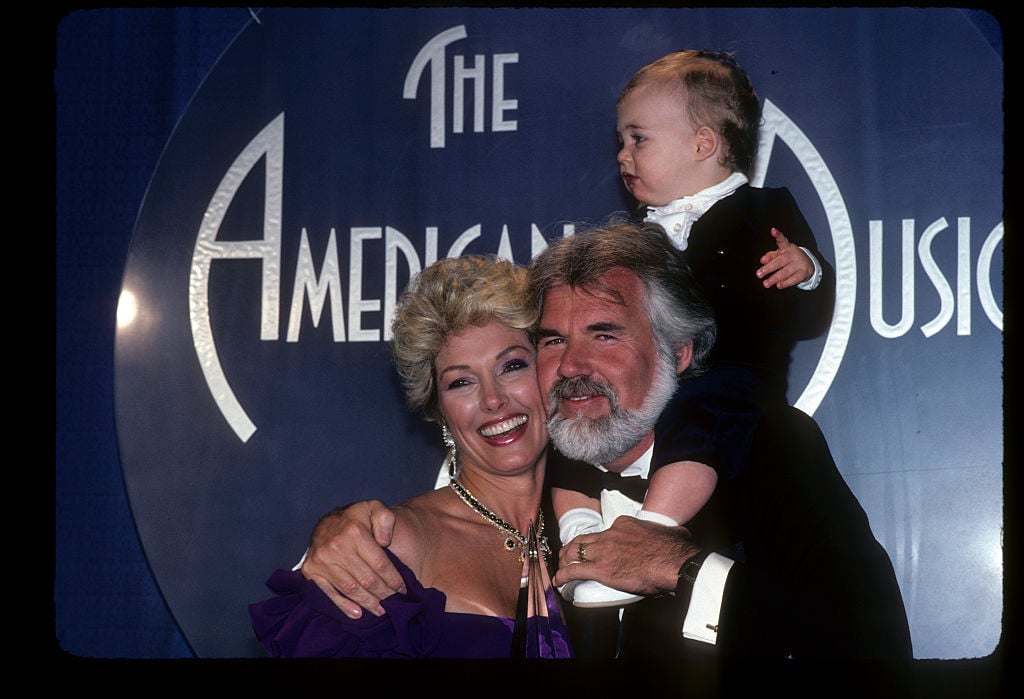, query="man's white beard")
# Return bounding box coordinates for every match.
[546,353,678,465]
